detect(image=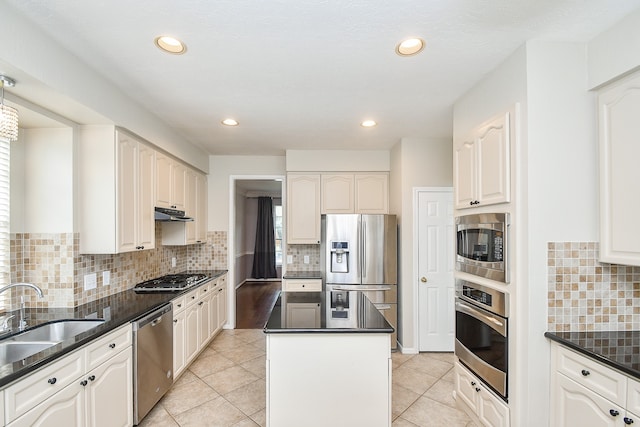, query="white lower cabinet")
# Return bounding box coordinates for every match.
[5,324,133,427]
[171,274,228,382]
[551,342,640,427]
[454,362,509,427]
[282,279,322,292]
